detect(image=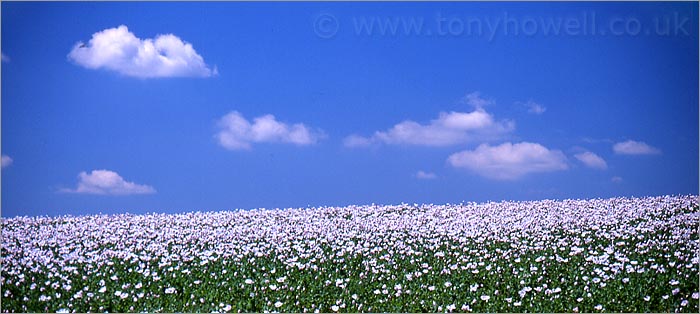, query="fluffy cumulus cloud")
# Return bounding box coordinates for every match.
[344,109,514,148]
[613,140,661,155]
[415,170,437,180]
[1,155,13,168]
[216,111,325,150]
[61,170,156,195]
[68,25,215,78]
[447,142,569,180]
[574,151,607,170]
